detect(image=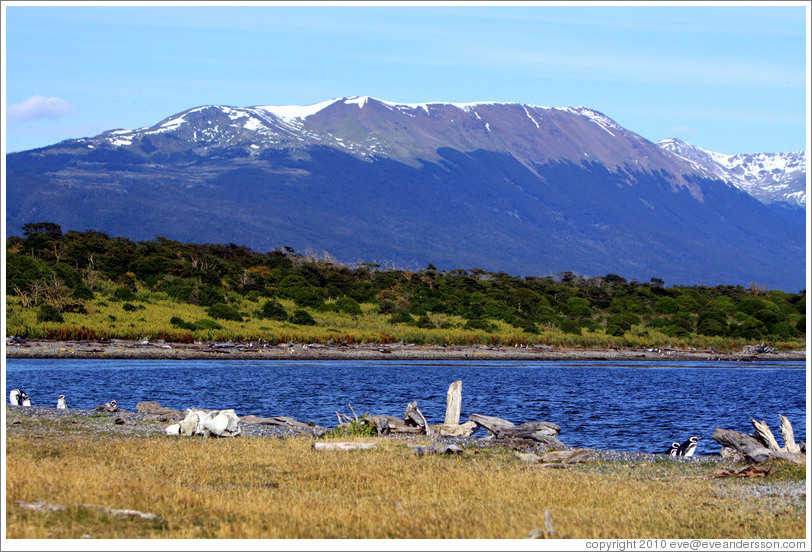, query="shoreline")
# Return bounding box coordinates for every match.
[5,338,806,363]
[3,404,730,463]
